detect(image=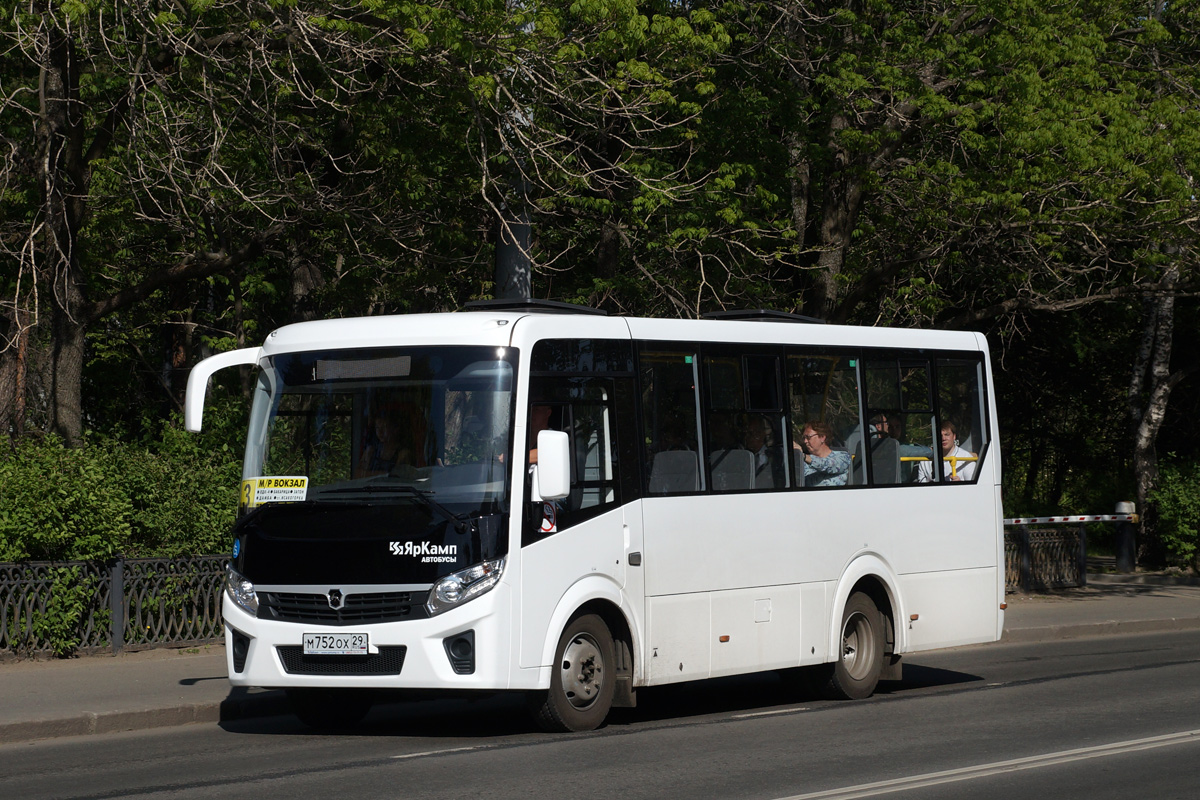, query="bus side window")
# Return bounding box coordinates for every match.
[936,357,988,482]
[640,347,704,494]
[863,358,935,486]
[786,352,860,488]
[700,349,787,492]
[528,338,633,539]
